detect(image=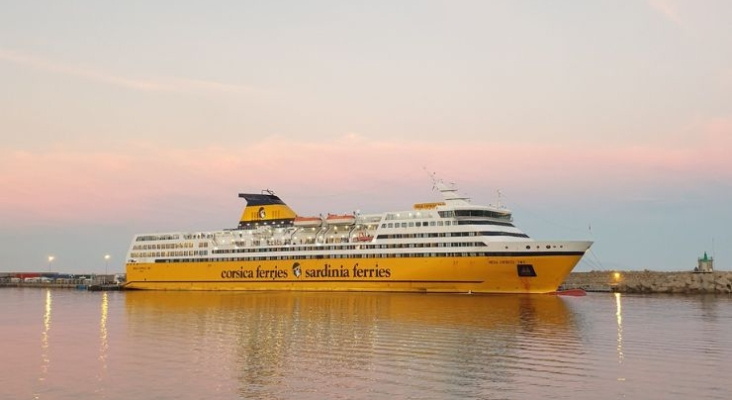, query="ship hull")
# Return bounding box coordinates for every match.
[124,252,584,294]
